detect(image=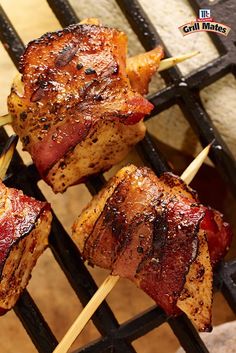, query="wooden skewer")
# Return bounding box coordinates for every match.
[0,114,13,127]
[0,51,199,126]
[53,275,119,353]
[158,50,199,72]
[180,143,211,185]
[53,143,211,353]
[0,135,18,179]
